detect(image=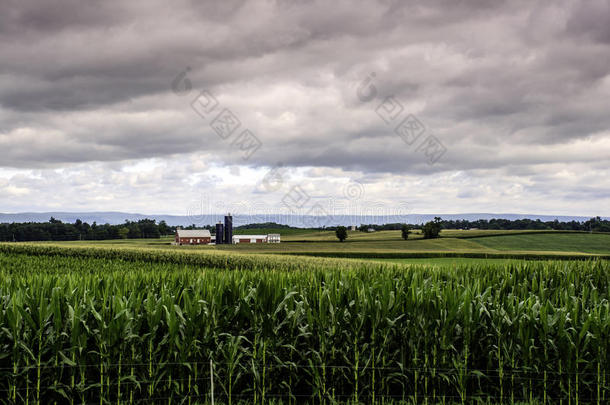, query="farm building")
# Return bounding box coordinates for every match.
[174,229,211,245]
[232,234,281,244]
[175,214,281,246]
